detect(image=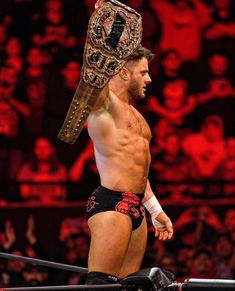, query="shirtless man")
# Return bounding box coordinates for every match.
[85,46,173,285]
